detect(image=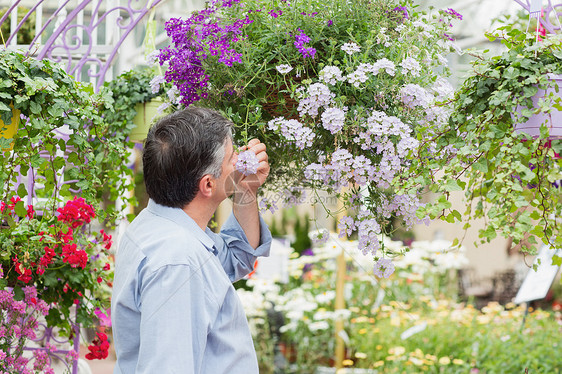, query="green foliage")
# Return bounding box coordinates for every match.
[430,24,562,254]
[0,50,128,334]
[0,7,35,45]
